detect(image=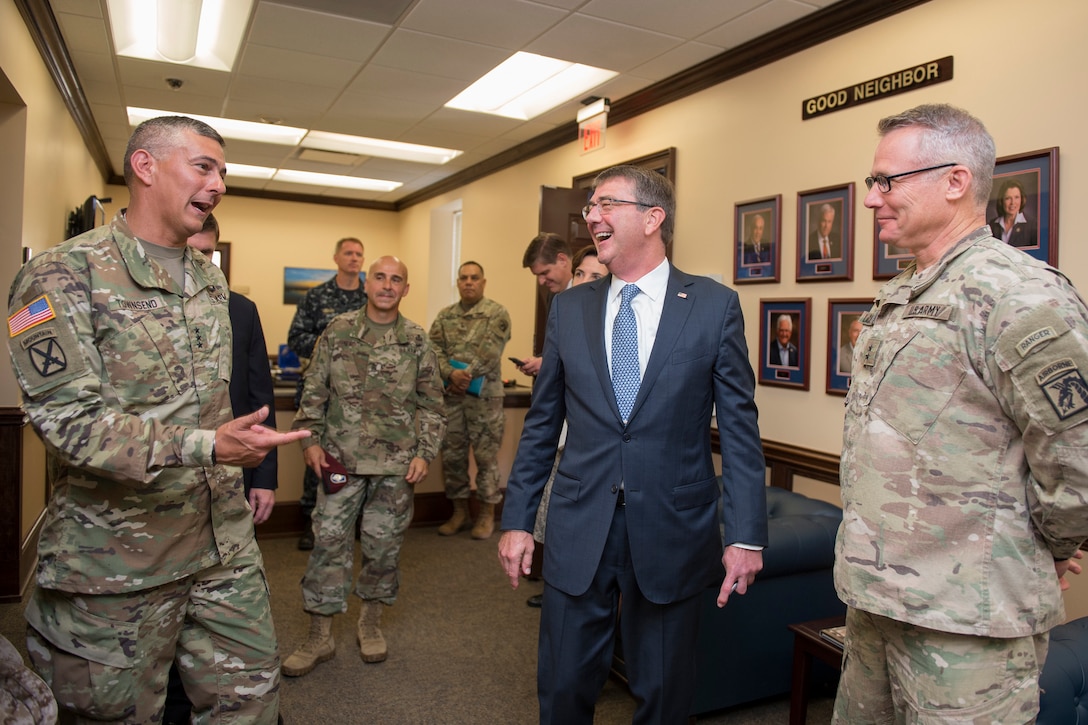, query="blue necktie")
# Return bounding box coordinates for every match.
[612,284,641,422]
